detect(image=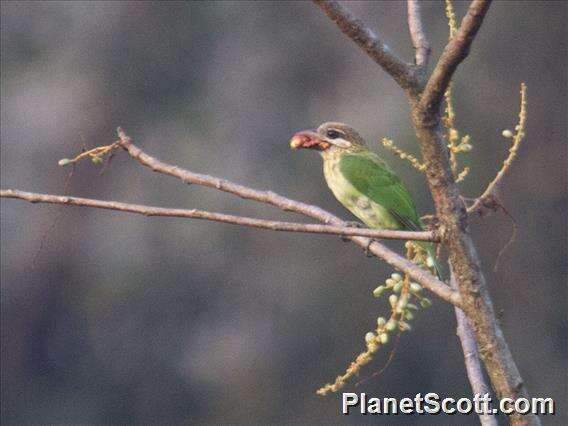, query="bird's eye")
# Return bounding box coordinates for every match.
[326,130,341,139]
